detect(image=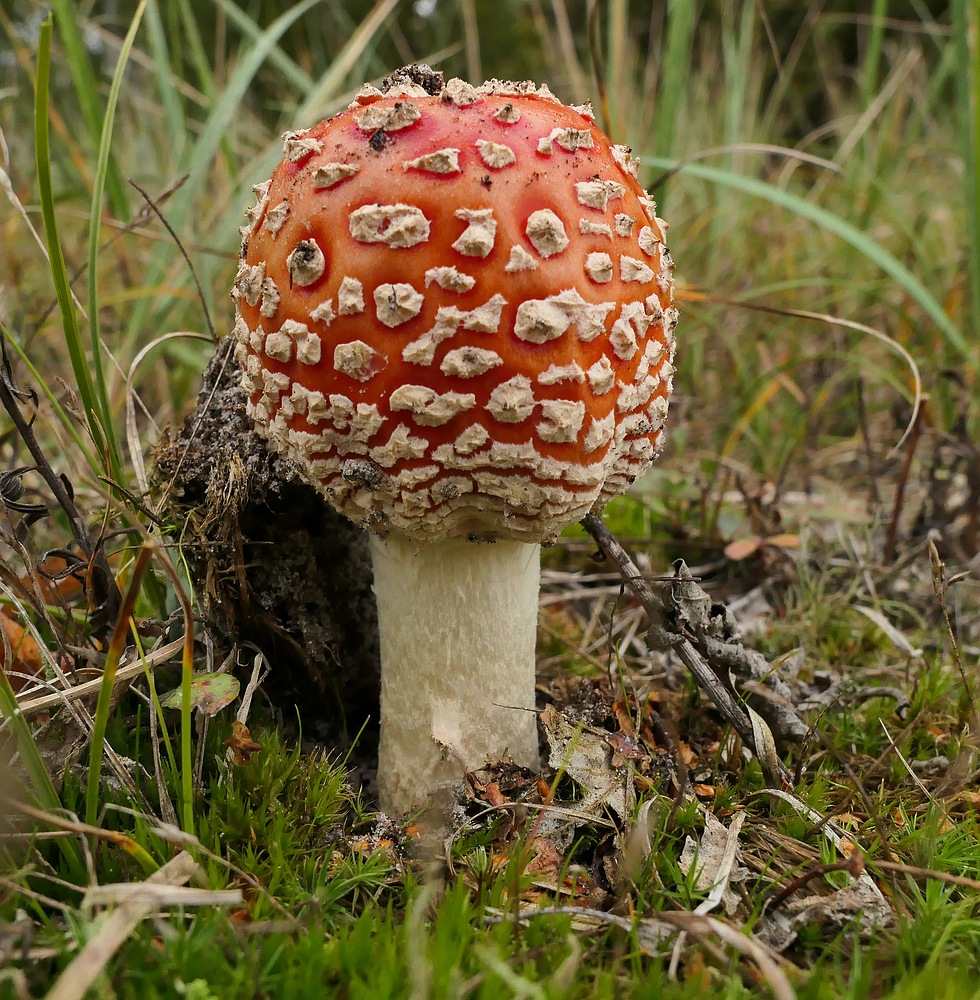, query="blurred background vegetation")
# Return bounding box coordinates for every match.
[1,0,972,504]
